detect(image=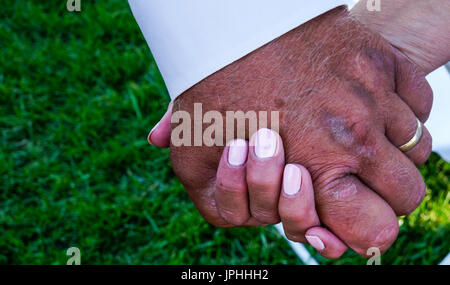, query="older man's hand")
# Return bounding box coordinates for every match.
[169,7,433,256]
